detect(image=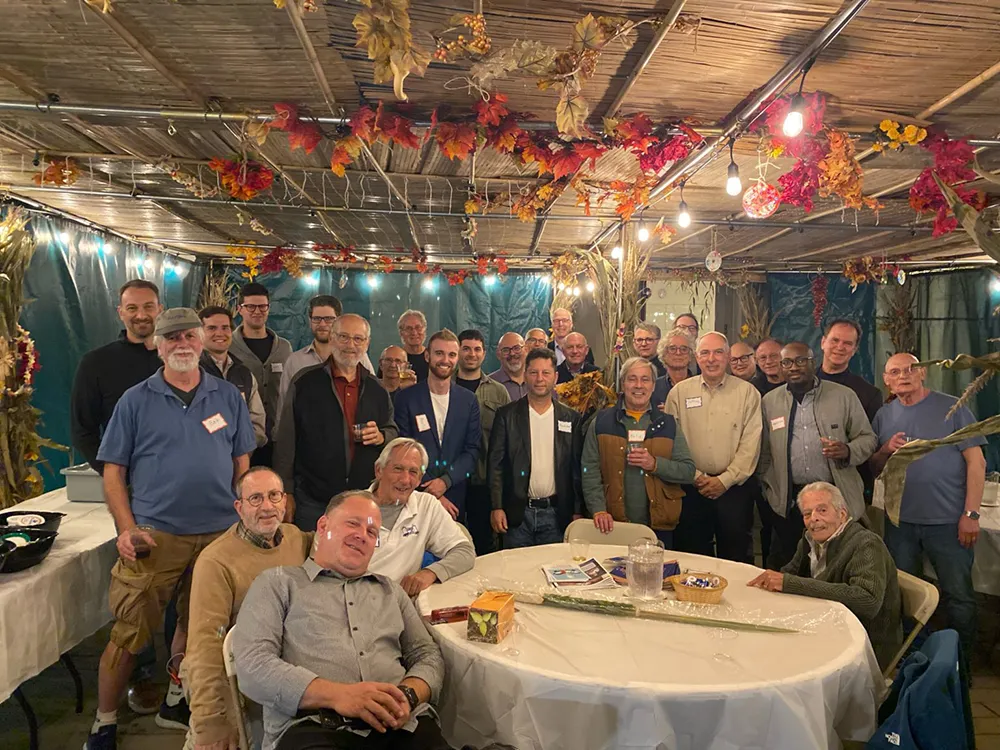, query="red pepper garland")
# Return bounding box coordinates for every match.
[810,275,829,328]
